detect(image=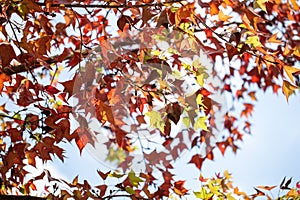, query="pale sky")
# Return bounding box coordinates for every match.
[47,87,300,198]
[201,89,300,195]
